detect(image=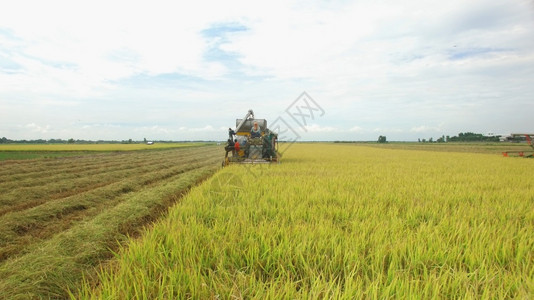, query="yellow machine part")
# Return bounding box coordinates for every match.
[236,132,265,137]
